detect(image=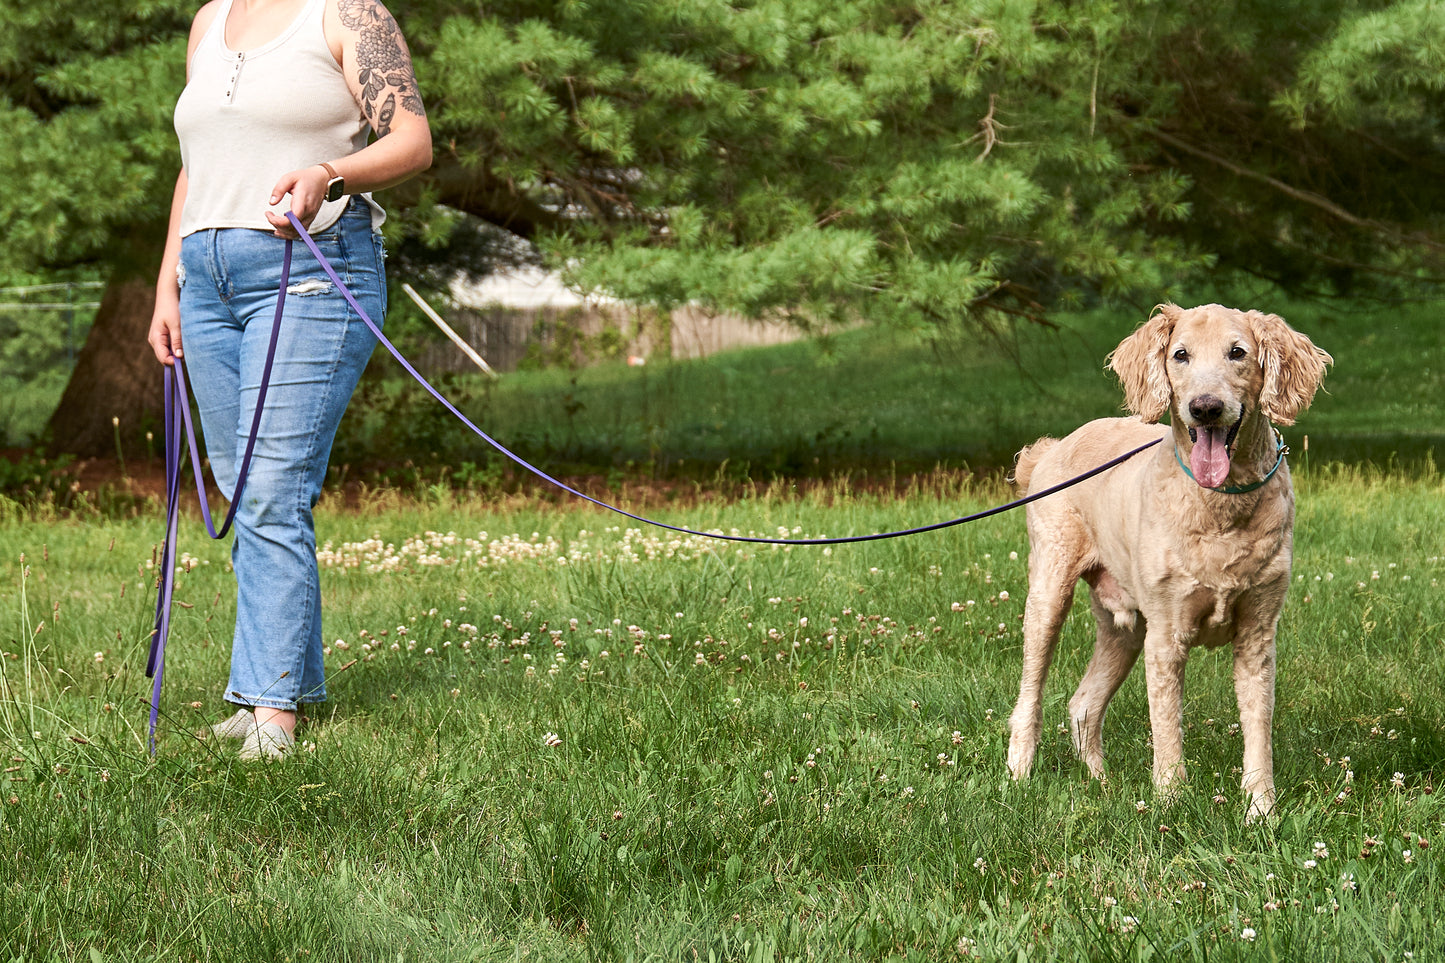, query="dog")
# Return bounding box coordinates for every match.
[1005,303,1331,821]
